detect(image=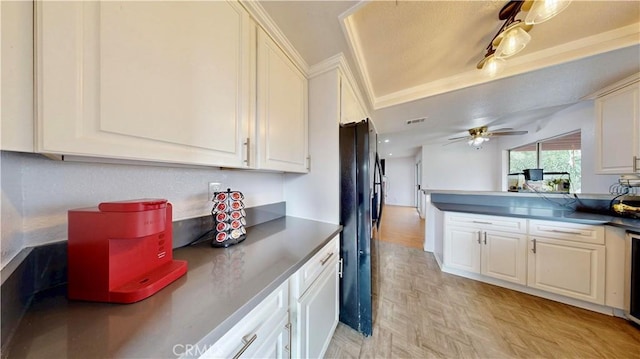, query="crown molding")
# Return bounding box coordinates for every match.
[339,1,376,110]
[308,53,346,78]
[240,0,309,76]
[308,53,372,117]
